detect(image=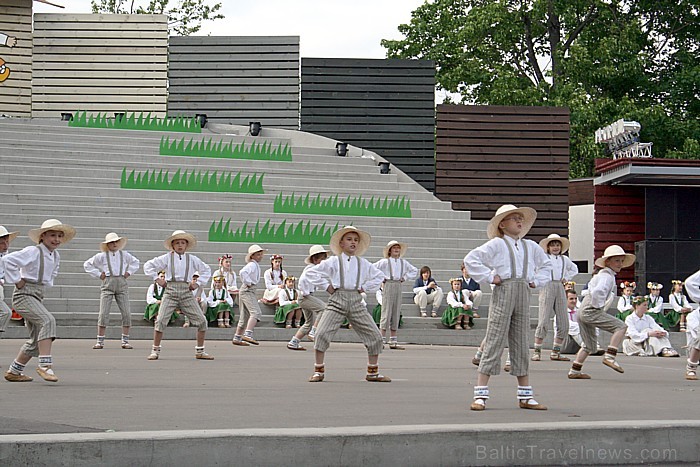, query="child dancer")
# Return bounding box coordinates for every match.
[373,240,418,350]
[4,219,76,382]
[465,205,552,411]
[623,295,679,357]
[567,245,634,379]
[442,277,474,330]
[304,226,388,382]
[143,230,213,361]
[669,279,693,332]
[615,281,635,321]
[207,271,234,328]
[232,244,266,346]
[261,254,286,306]
[0,226,19,336]
[275,276,302,328]
[84,232,140,350]
[684,269,700,380]
[287,245,330,351]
